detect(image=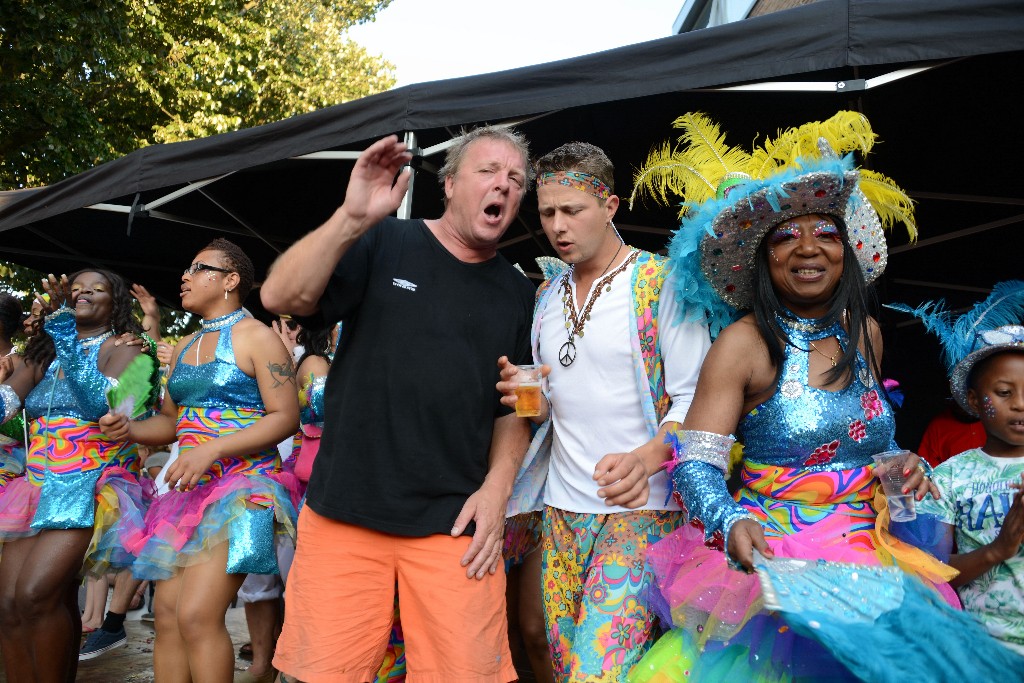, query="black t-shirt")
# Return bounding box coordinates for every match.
[303,218,535,536]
